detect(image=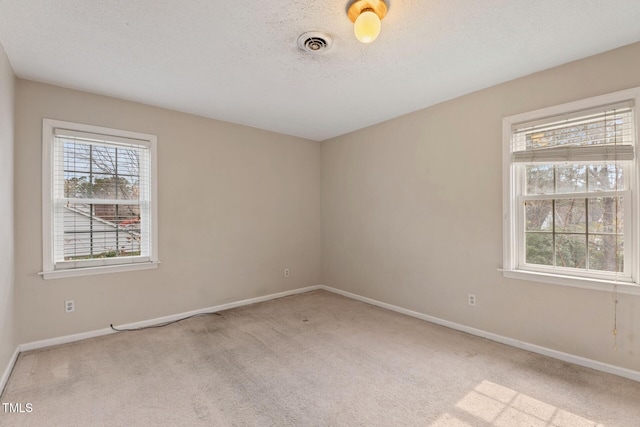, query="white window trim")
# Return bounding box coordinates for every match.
[502,87,640,296]
[41,119,159,280]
